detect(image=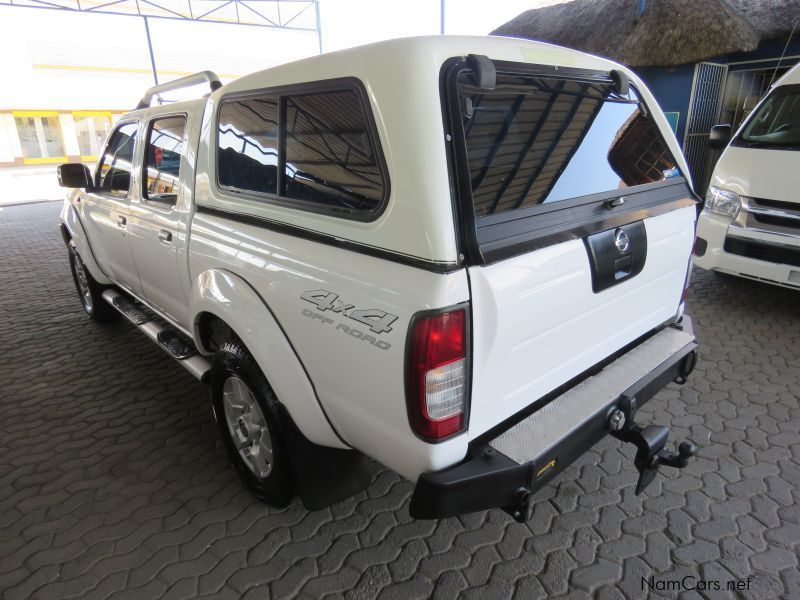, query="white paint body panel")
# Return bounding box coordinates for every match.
[468,206,696,437]
[59,198,112,285]
[187,268,348,449]
[188,213,471,478]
